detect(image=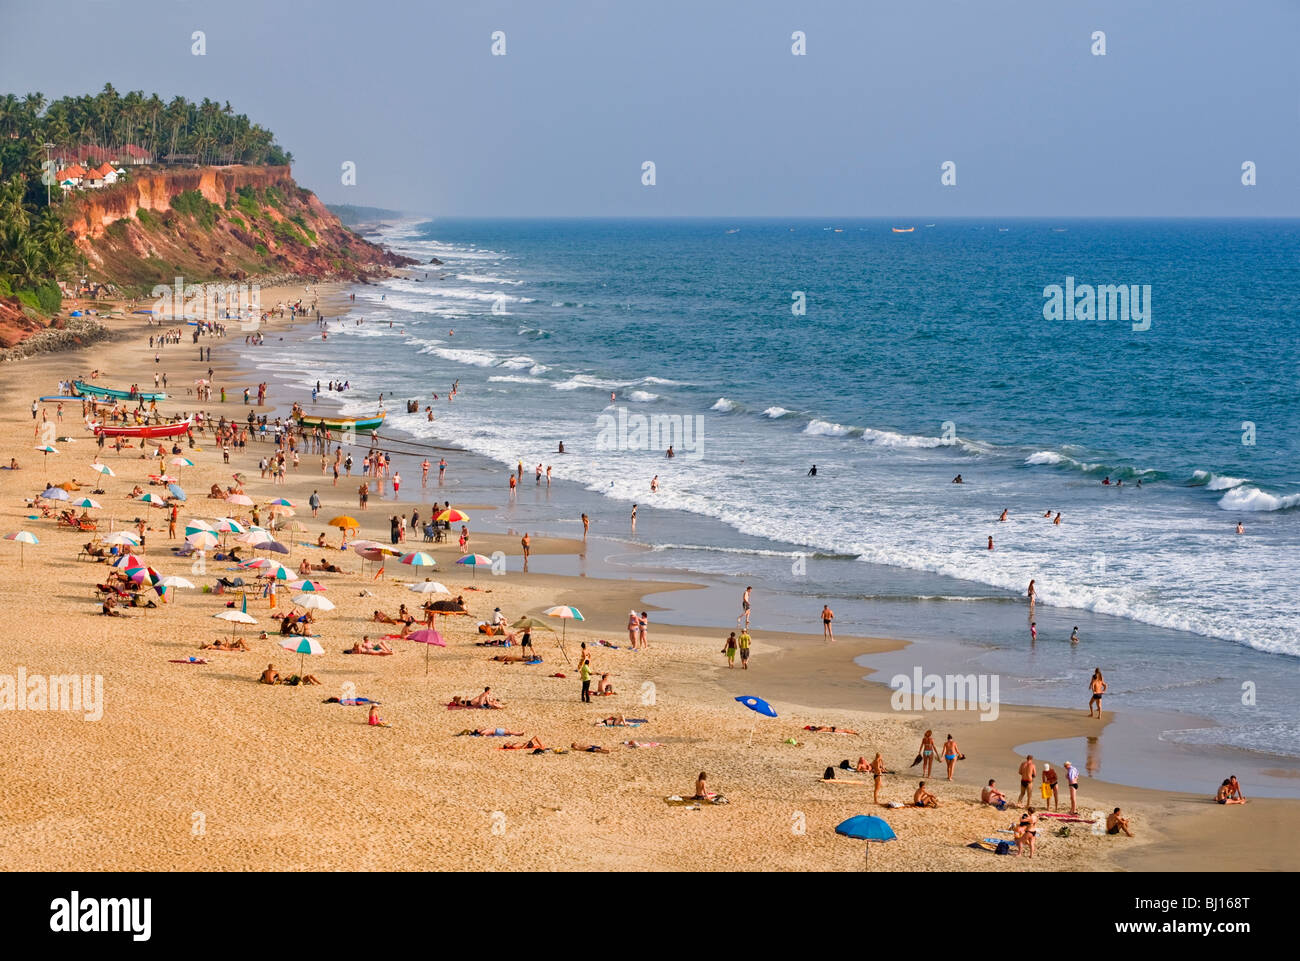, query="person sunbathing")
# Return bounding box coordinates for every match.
[913,781,940,808]
[210,638,251,651]
[693,772,714,800]
[349,637,393,655]
[316,558,341,572]
[316,533,327,548]
[83,541,107,558]
[367,705,390,727]
[298,559,312,576]
[1215,781,1246,805]
[397,604,415,624]
[491,653,540,664]
[571,743,610,753]
[208,483,225,498]
[469,687,502,708]
[260,663,281,685]
[803,725,859,734]
[282,674,321,686]
[373,610,398,624]
[100,595,122,616]
[127,485,145,497]
[501,736,546,750]
[461,726,525,737]
[280,612,305,636]
[600,714,635,726]
[981,780,1008,809]
[1106,808,1134,836]
[593,673,615,695]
